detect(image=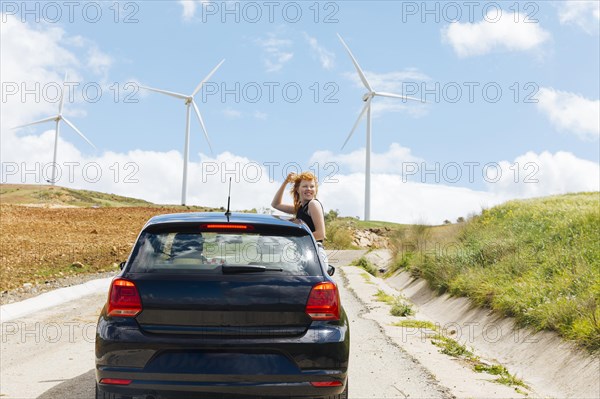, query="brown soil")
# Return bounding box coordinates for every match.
[0,205,204,292]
